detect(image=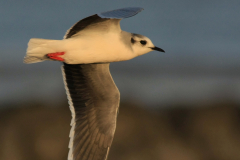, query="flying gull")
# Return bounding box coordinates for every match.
[24,7,165,160]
